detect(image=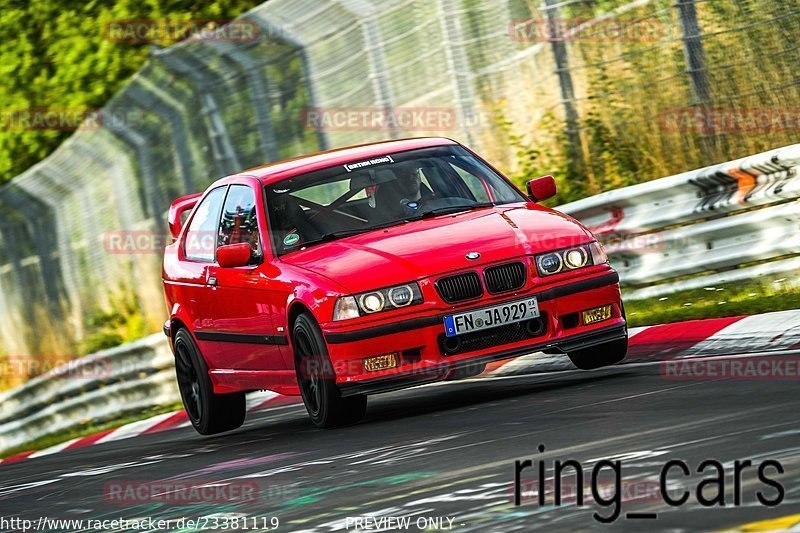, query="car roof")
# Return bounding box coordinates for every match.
[237,137,460,185]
